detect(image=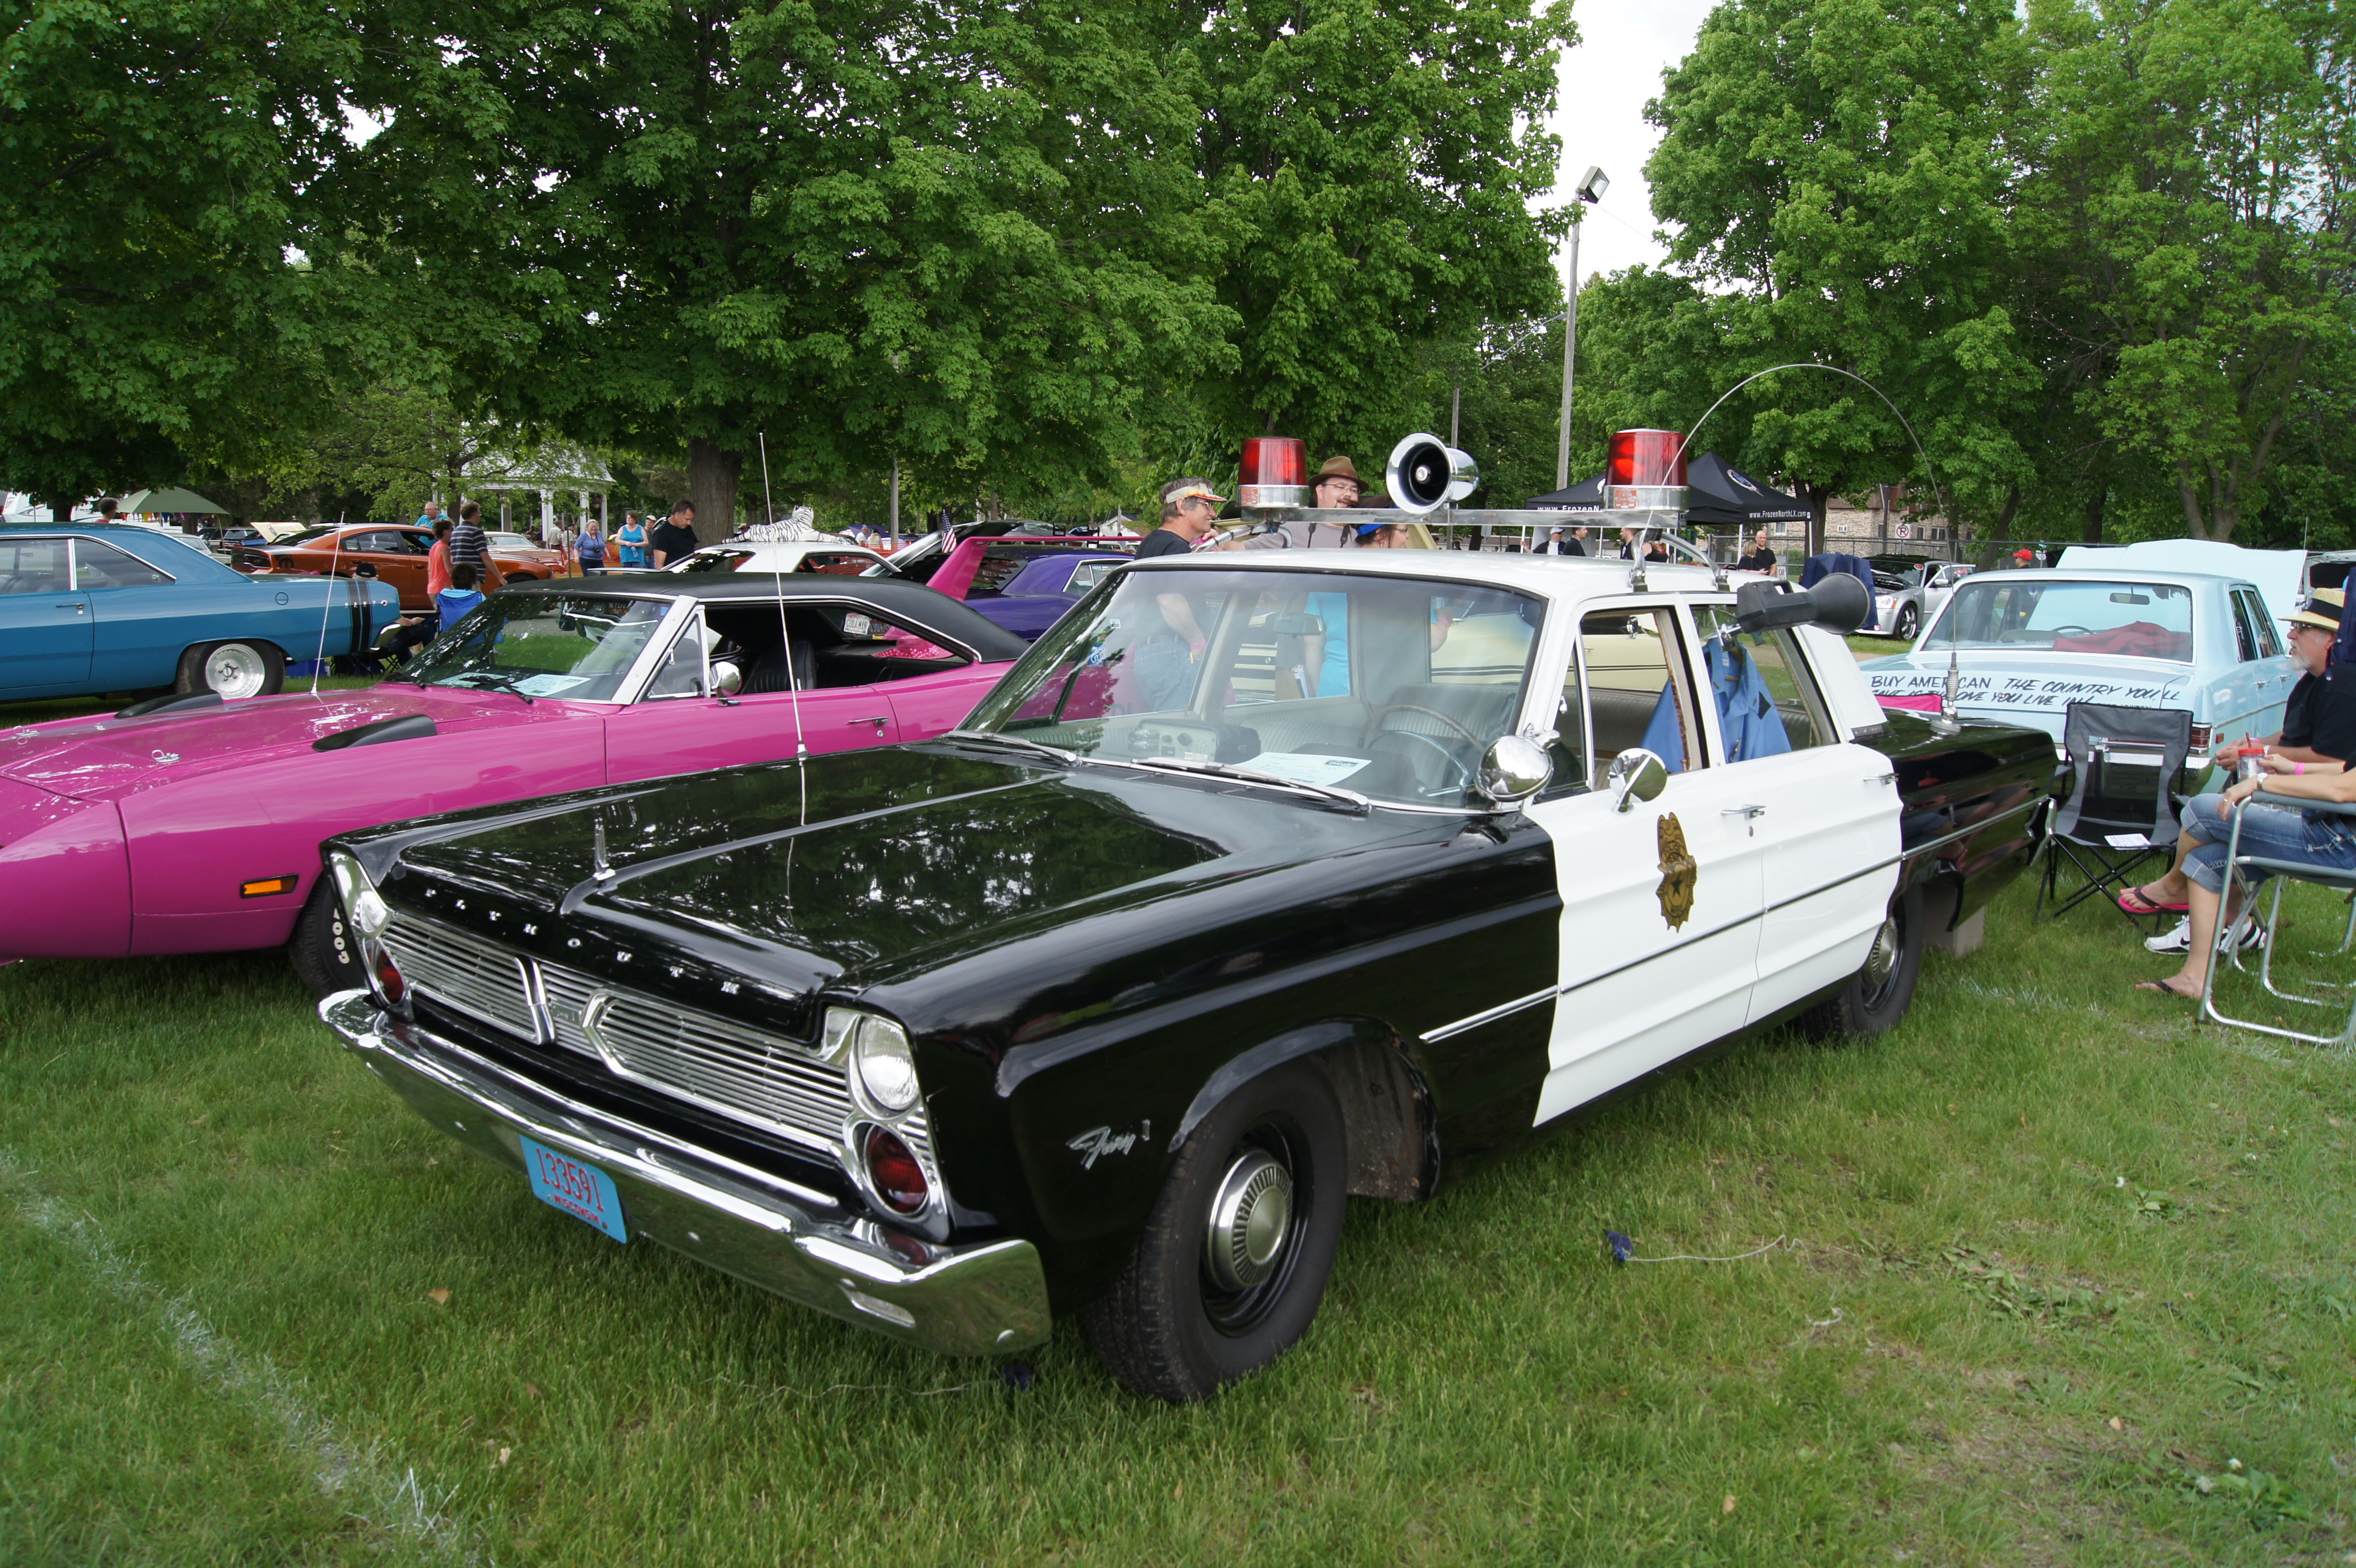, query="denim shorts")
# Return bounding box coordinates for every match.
[2181,792,2356,893]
